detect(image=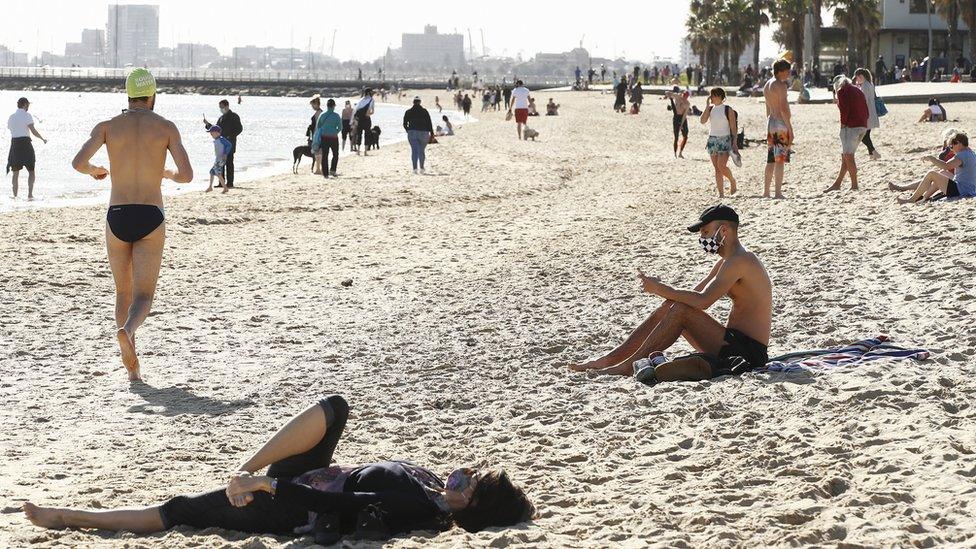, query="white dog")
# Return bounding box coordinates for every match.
[523,127,539,141]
